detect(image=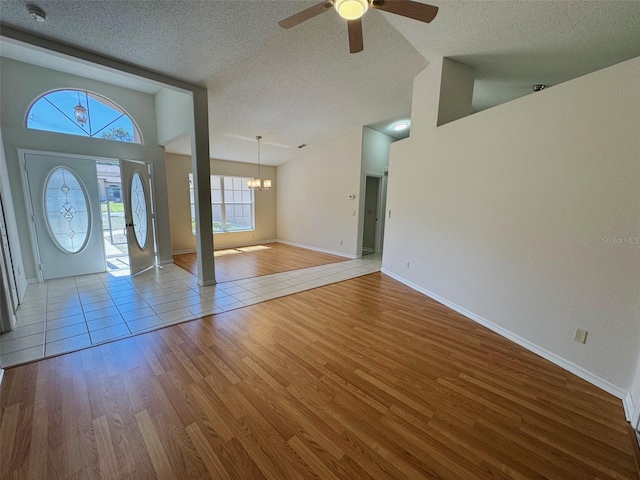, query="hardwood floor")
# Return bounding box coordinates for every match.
[1,273,636,479]
[173,242,349,283]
